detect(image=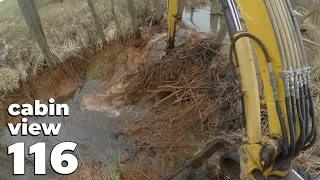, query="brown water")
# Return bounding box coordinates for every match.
[0,81,124,179]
